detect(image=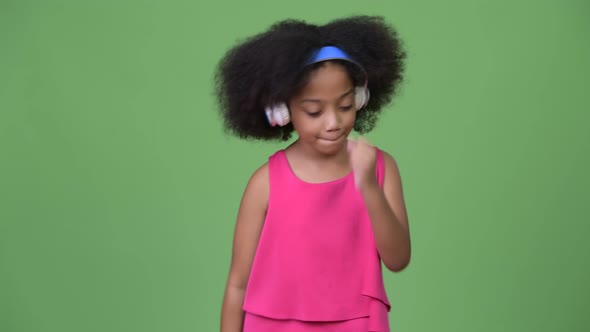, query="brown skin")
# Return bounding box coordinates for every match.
[220,62,411,332]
